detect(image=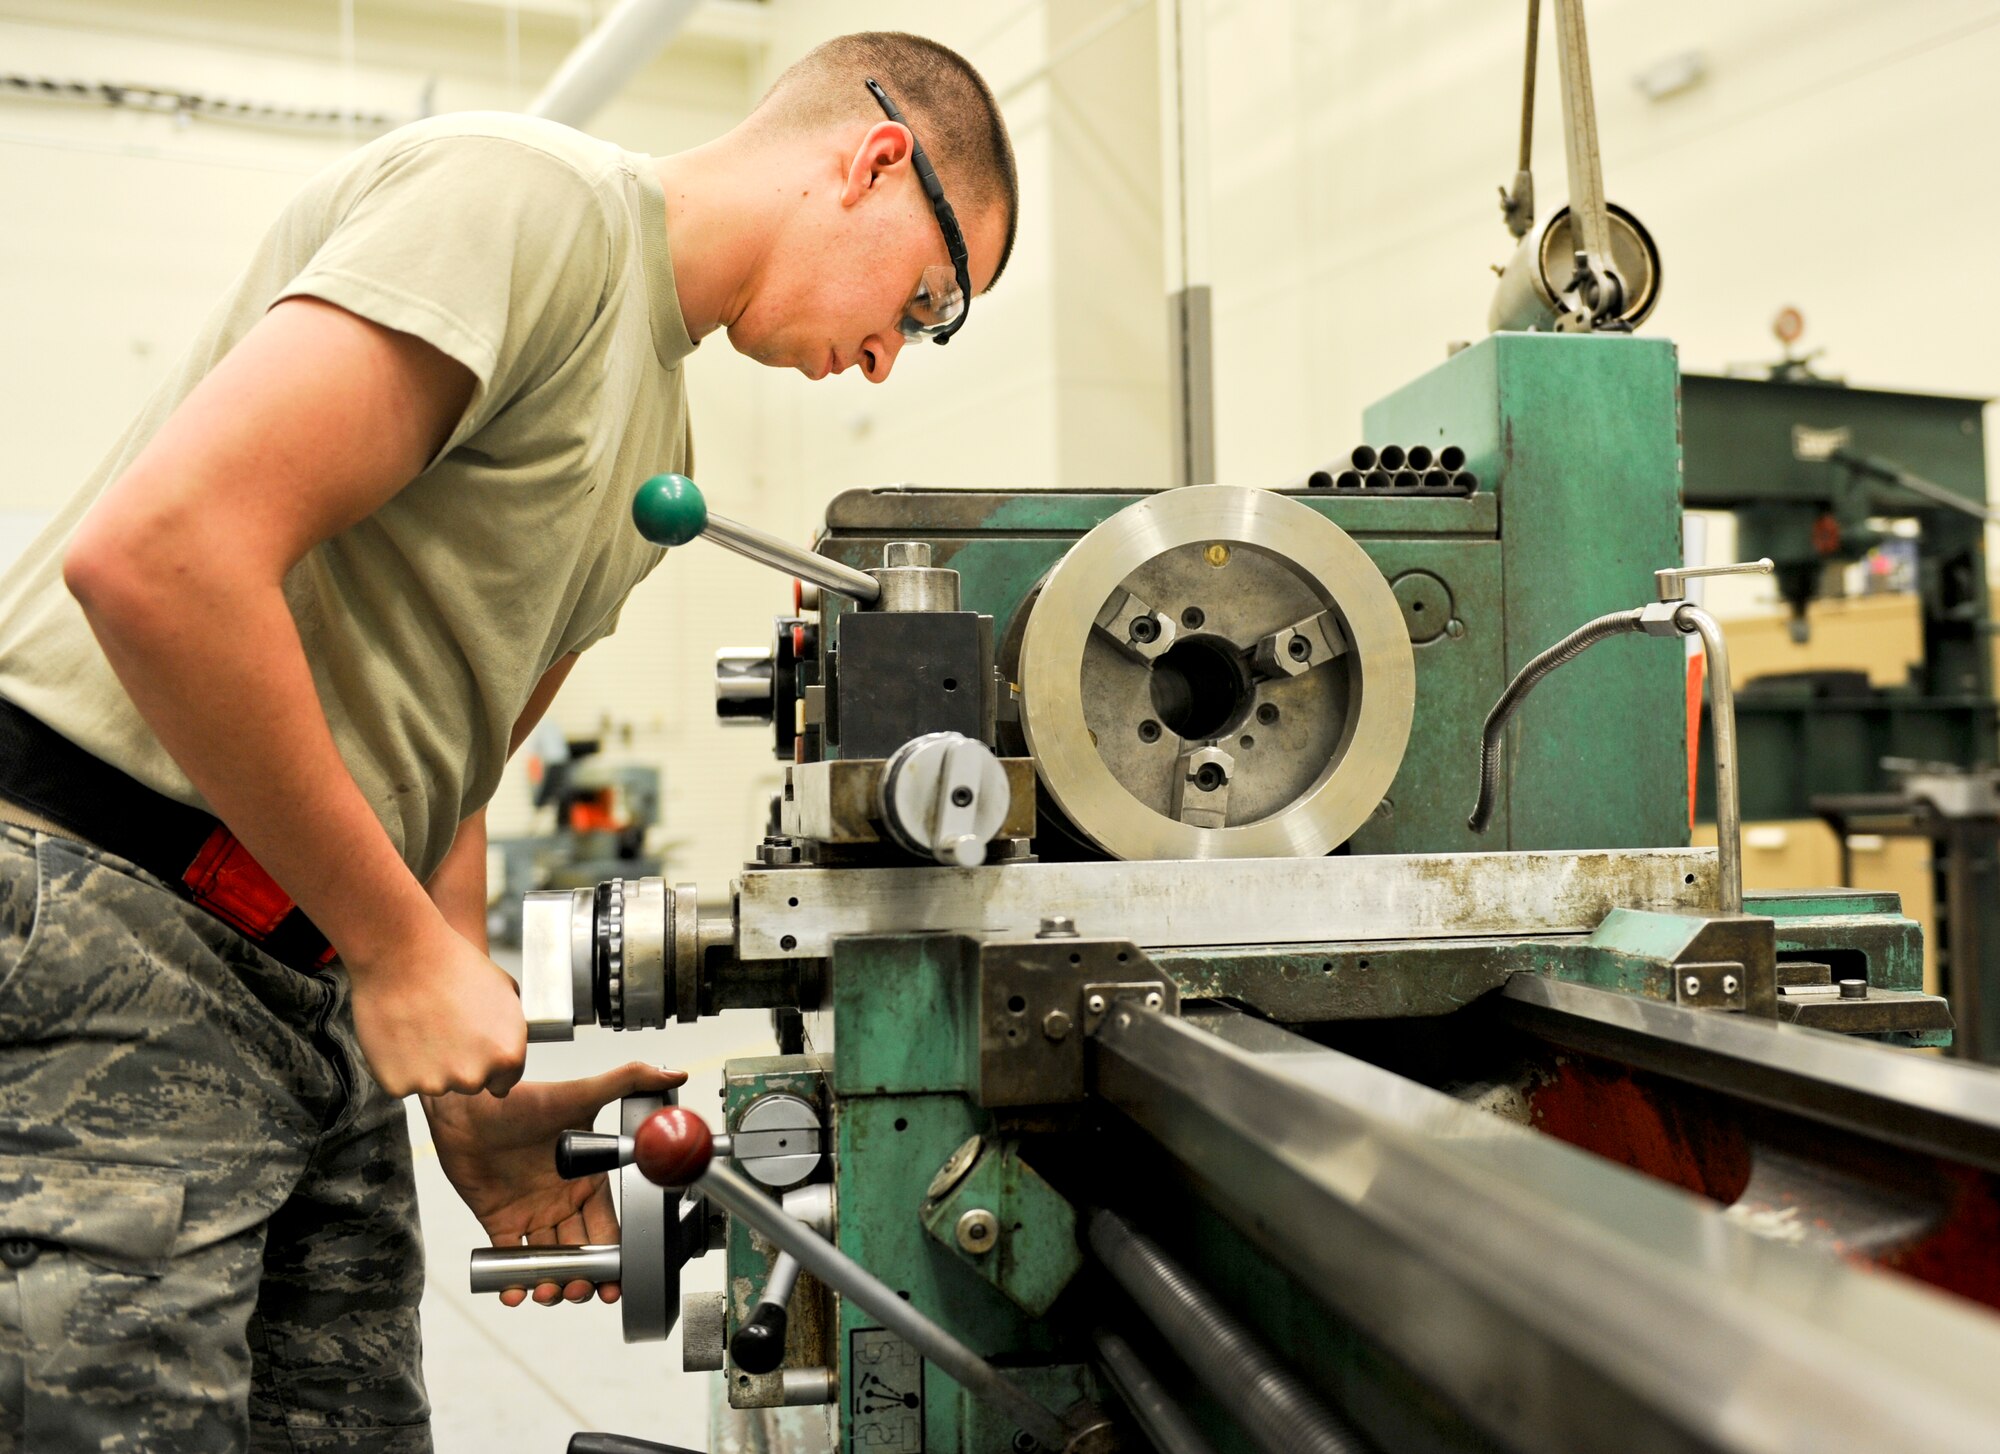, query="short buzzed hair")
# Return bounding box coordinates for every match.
[755,32,1020,289]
